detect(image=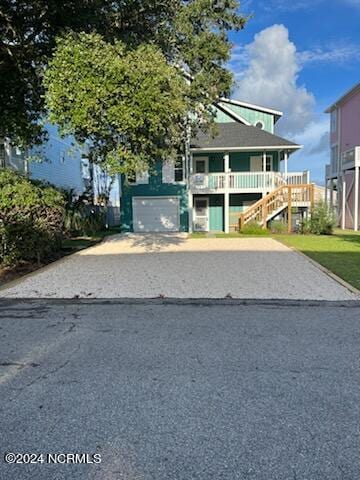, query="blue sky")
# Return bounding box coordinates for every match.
[228,0,360,183]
